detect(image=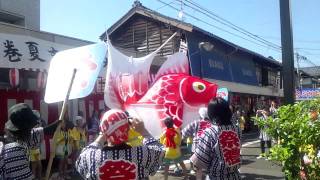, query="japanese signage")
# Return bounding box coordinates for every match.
[229,56,258,86]
[201,51,233,82]
[296,88,320,100]
[0,33,72,71]
[208,59,224,70]
[187,33,260,86]
[241,68,253,77]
